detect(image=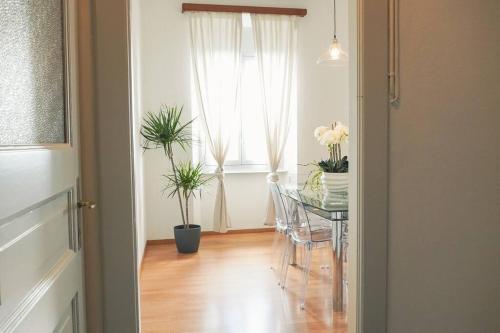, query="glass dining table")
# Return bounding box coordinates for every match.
[284,186,348,312]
